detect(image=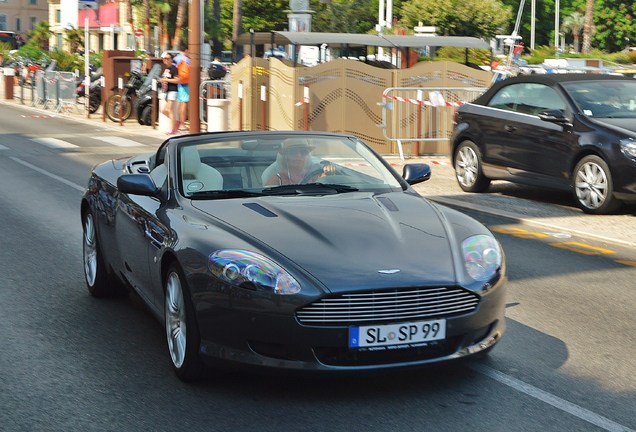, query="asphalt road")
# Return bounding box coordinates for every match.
[0,104,634,432]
